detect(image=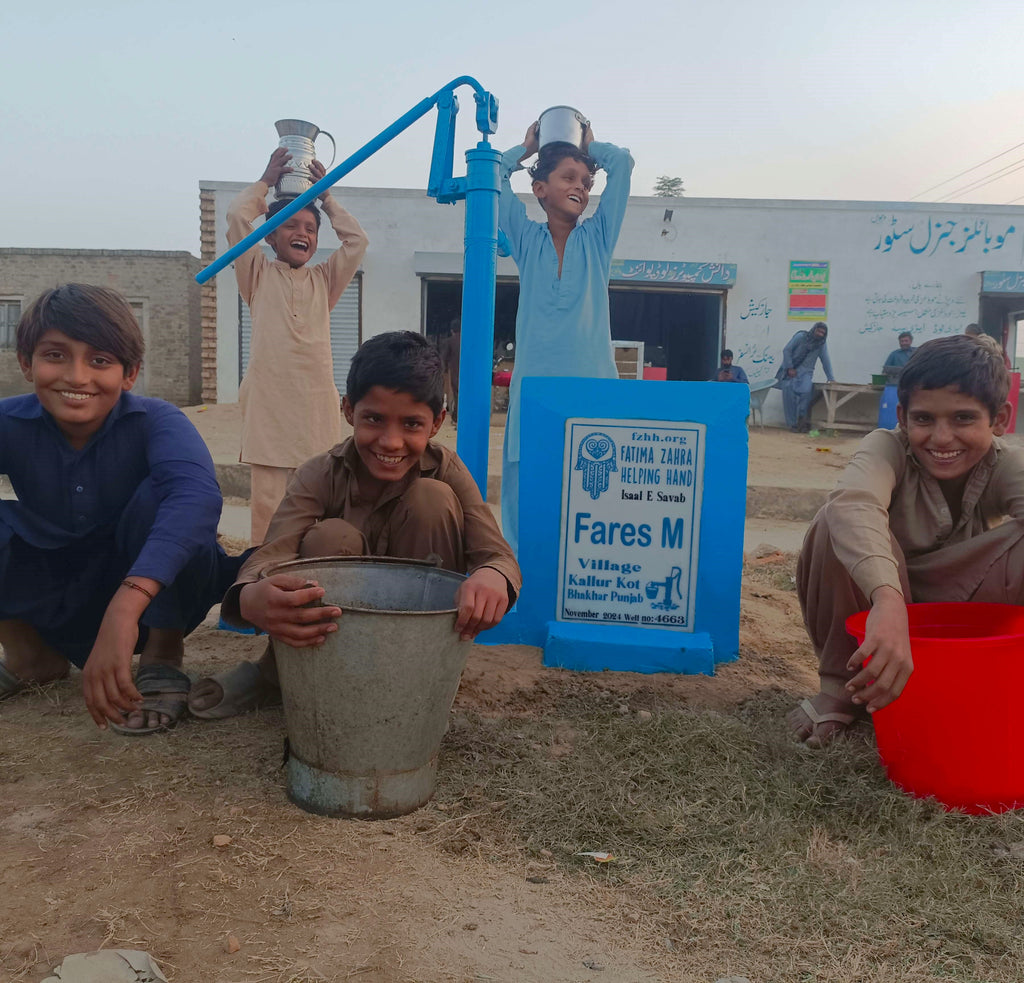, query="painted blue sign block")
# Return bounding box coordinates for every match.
[480,378,748,674]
